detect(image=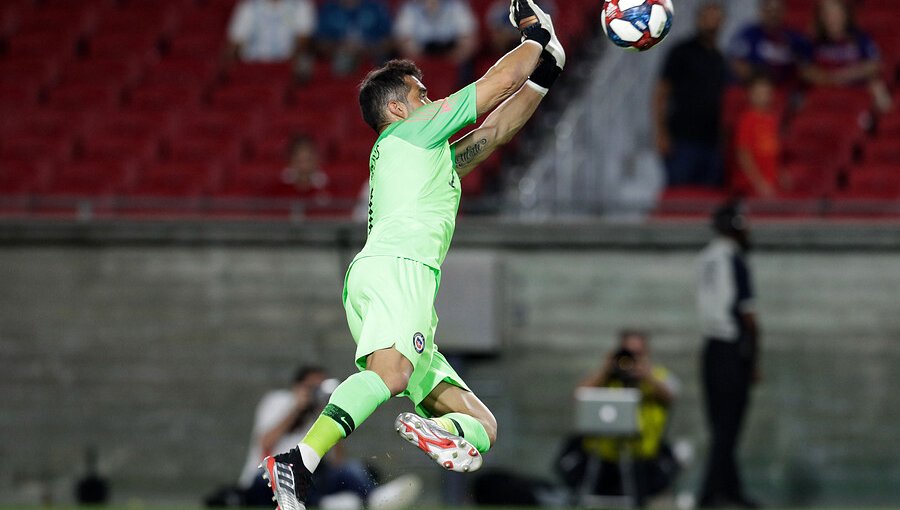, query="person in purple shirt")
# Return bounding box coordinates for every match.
[317,0,393,75]
[728,0,811,86]
[803,0,892,112]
